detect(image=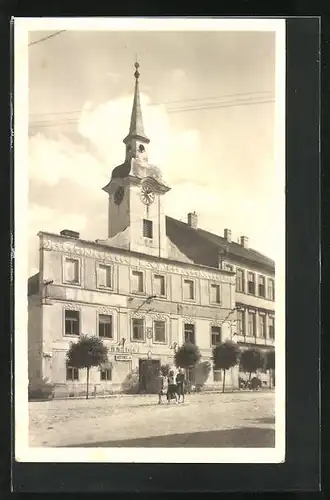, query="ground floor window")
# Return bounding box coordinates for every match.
[100,368,112,381]
[213,370,222,382]
[66,364,79,381]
